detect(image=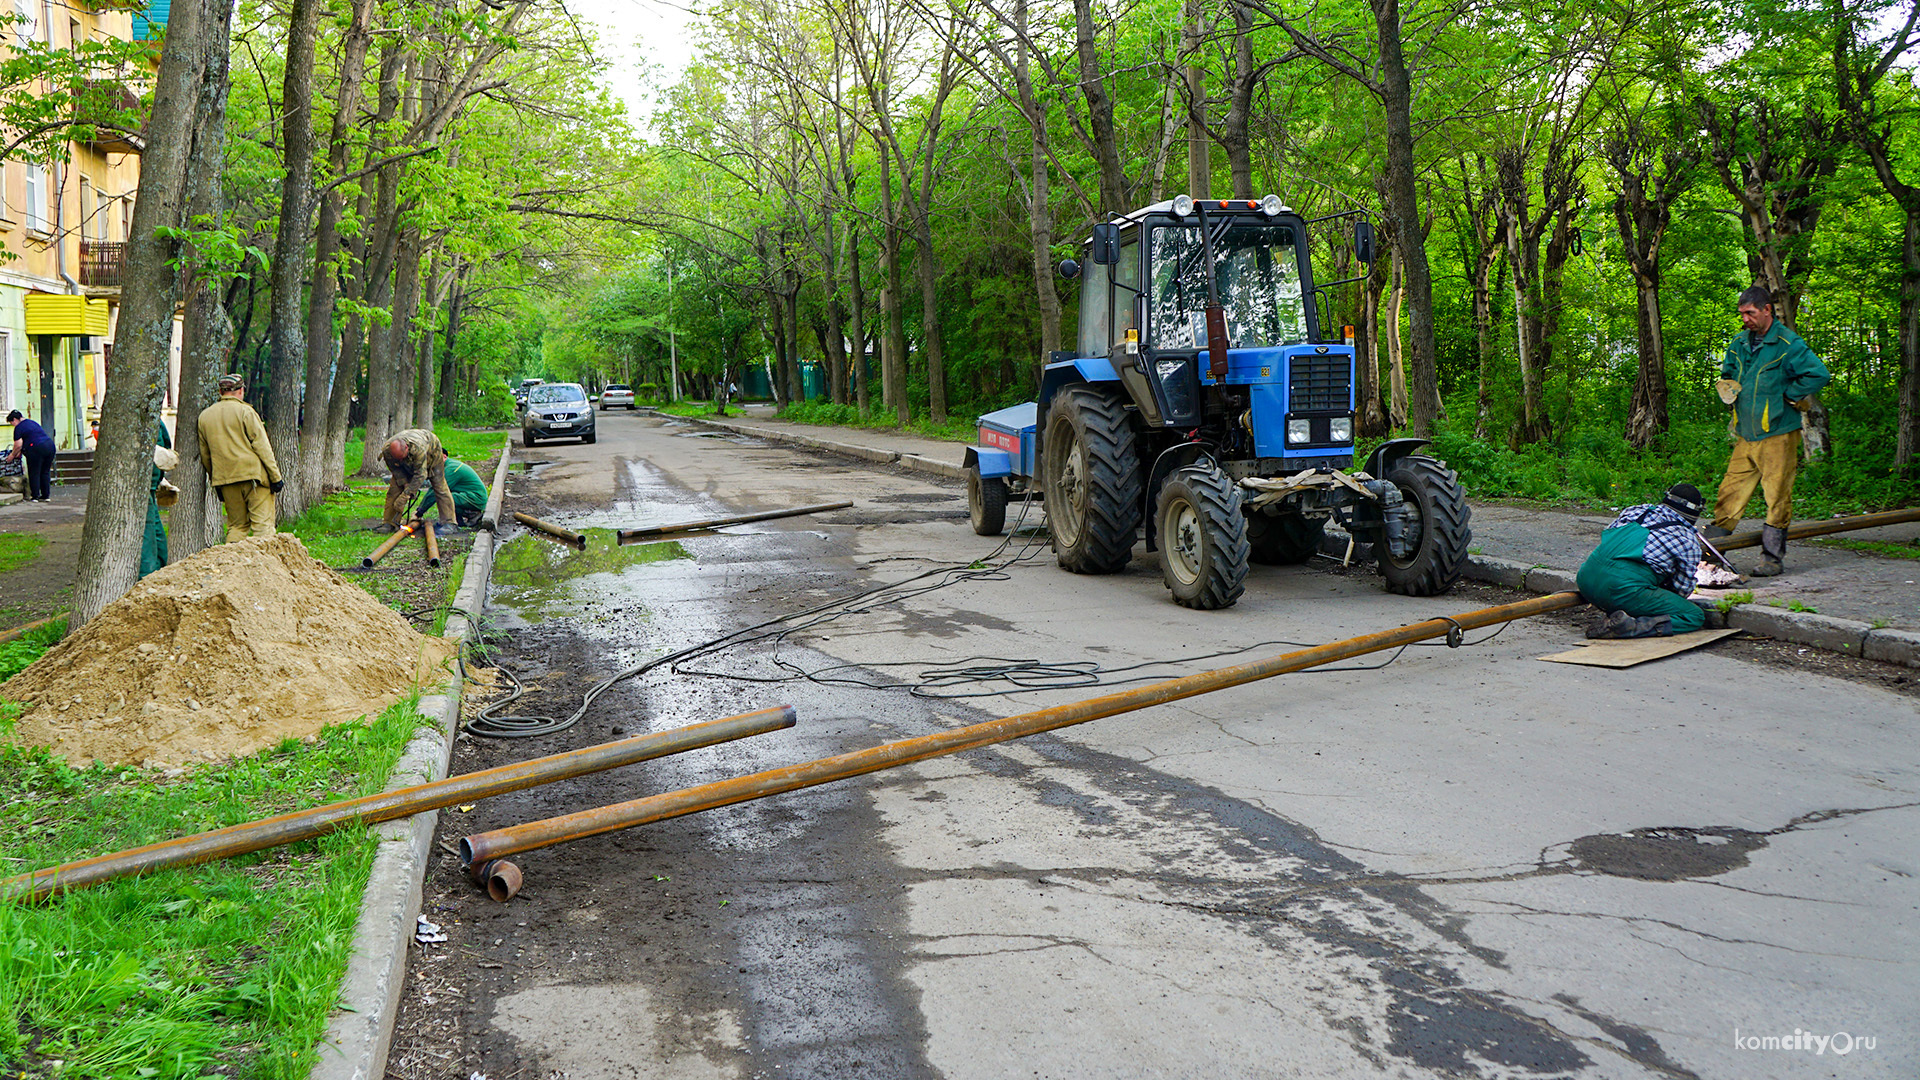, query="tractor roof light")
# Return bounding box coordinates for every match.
[1171,194,1194,217]
[1260,194,1284,217]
